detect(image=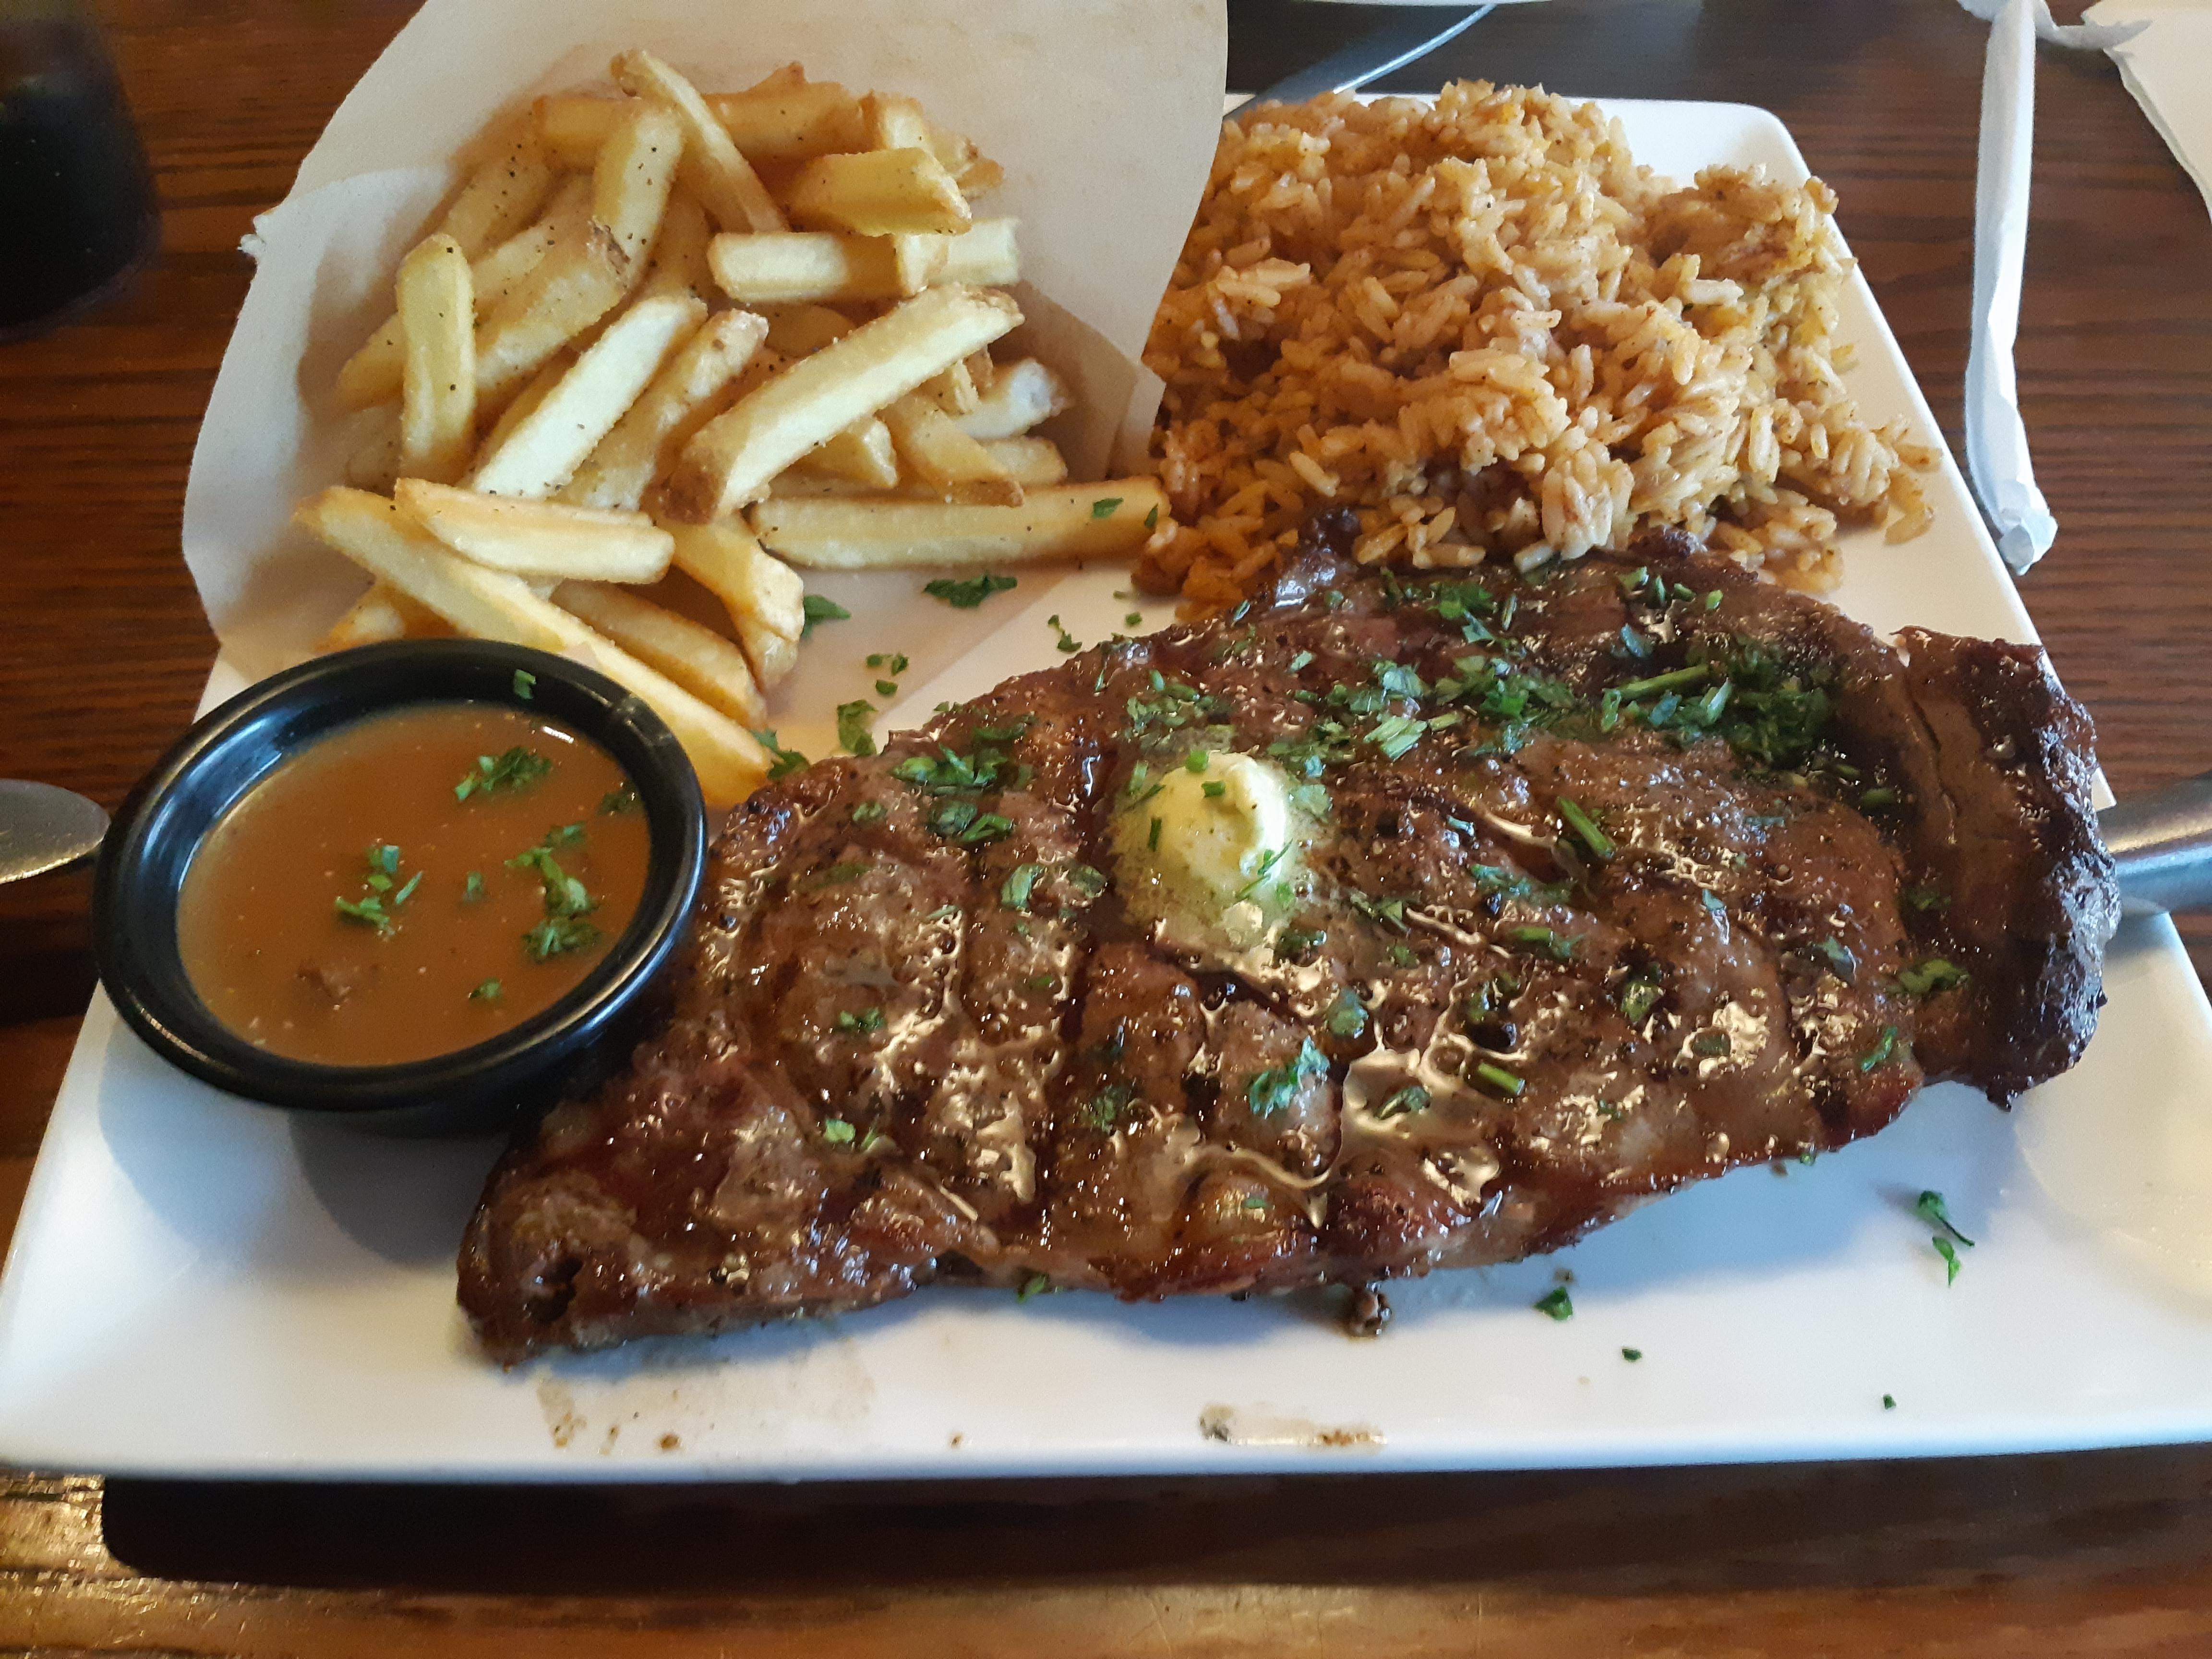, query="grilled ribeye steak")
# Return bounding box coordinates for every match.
[461,528,2115,1357]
